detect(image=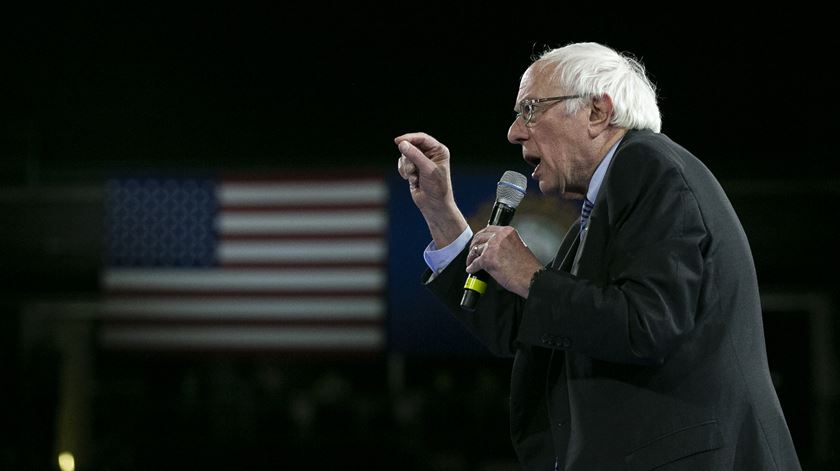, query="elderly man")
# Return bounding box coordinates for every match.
[395,42,800,470]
